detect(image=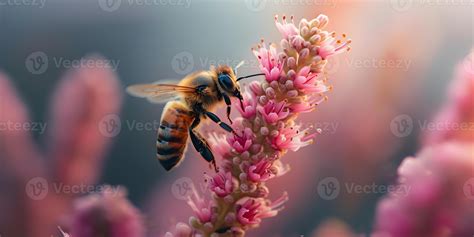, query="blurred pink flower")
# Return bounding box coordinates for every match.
[373,142,474,237]
[311,219,356,237]
[423,52,474,145]
[69,187,145,237]
[49,55,122,185]
[0,56,123,237]
[164,222,193,237]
